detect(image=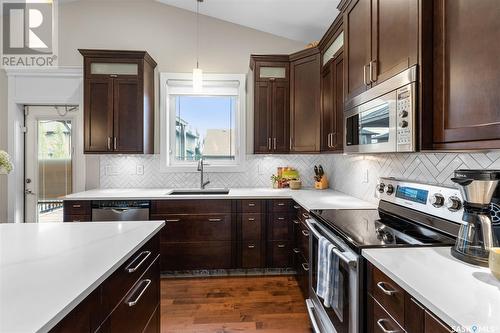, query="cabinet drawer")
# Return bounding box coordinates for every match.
[241,213,262,240]
[269,213,292,240]
[151,200,231,214]
[241,241,263,268]
[154,214,231,242]
[270,199,293,212]
[372,297,404,333]
[143,305,160,333]
[63,214,91,222]
[425,311,453,333]
[267,241,292,268]
[240,200,263,213]
[102,258,160,333]
[64,201,91,216]
[294,252,309,299]
[161,242,233,271]
[101,234,160,316]
[370,265,405,325]
[298,221,310,260]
